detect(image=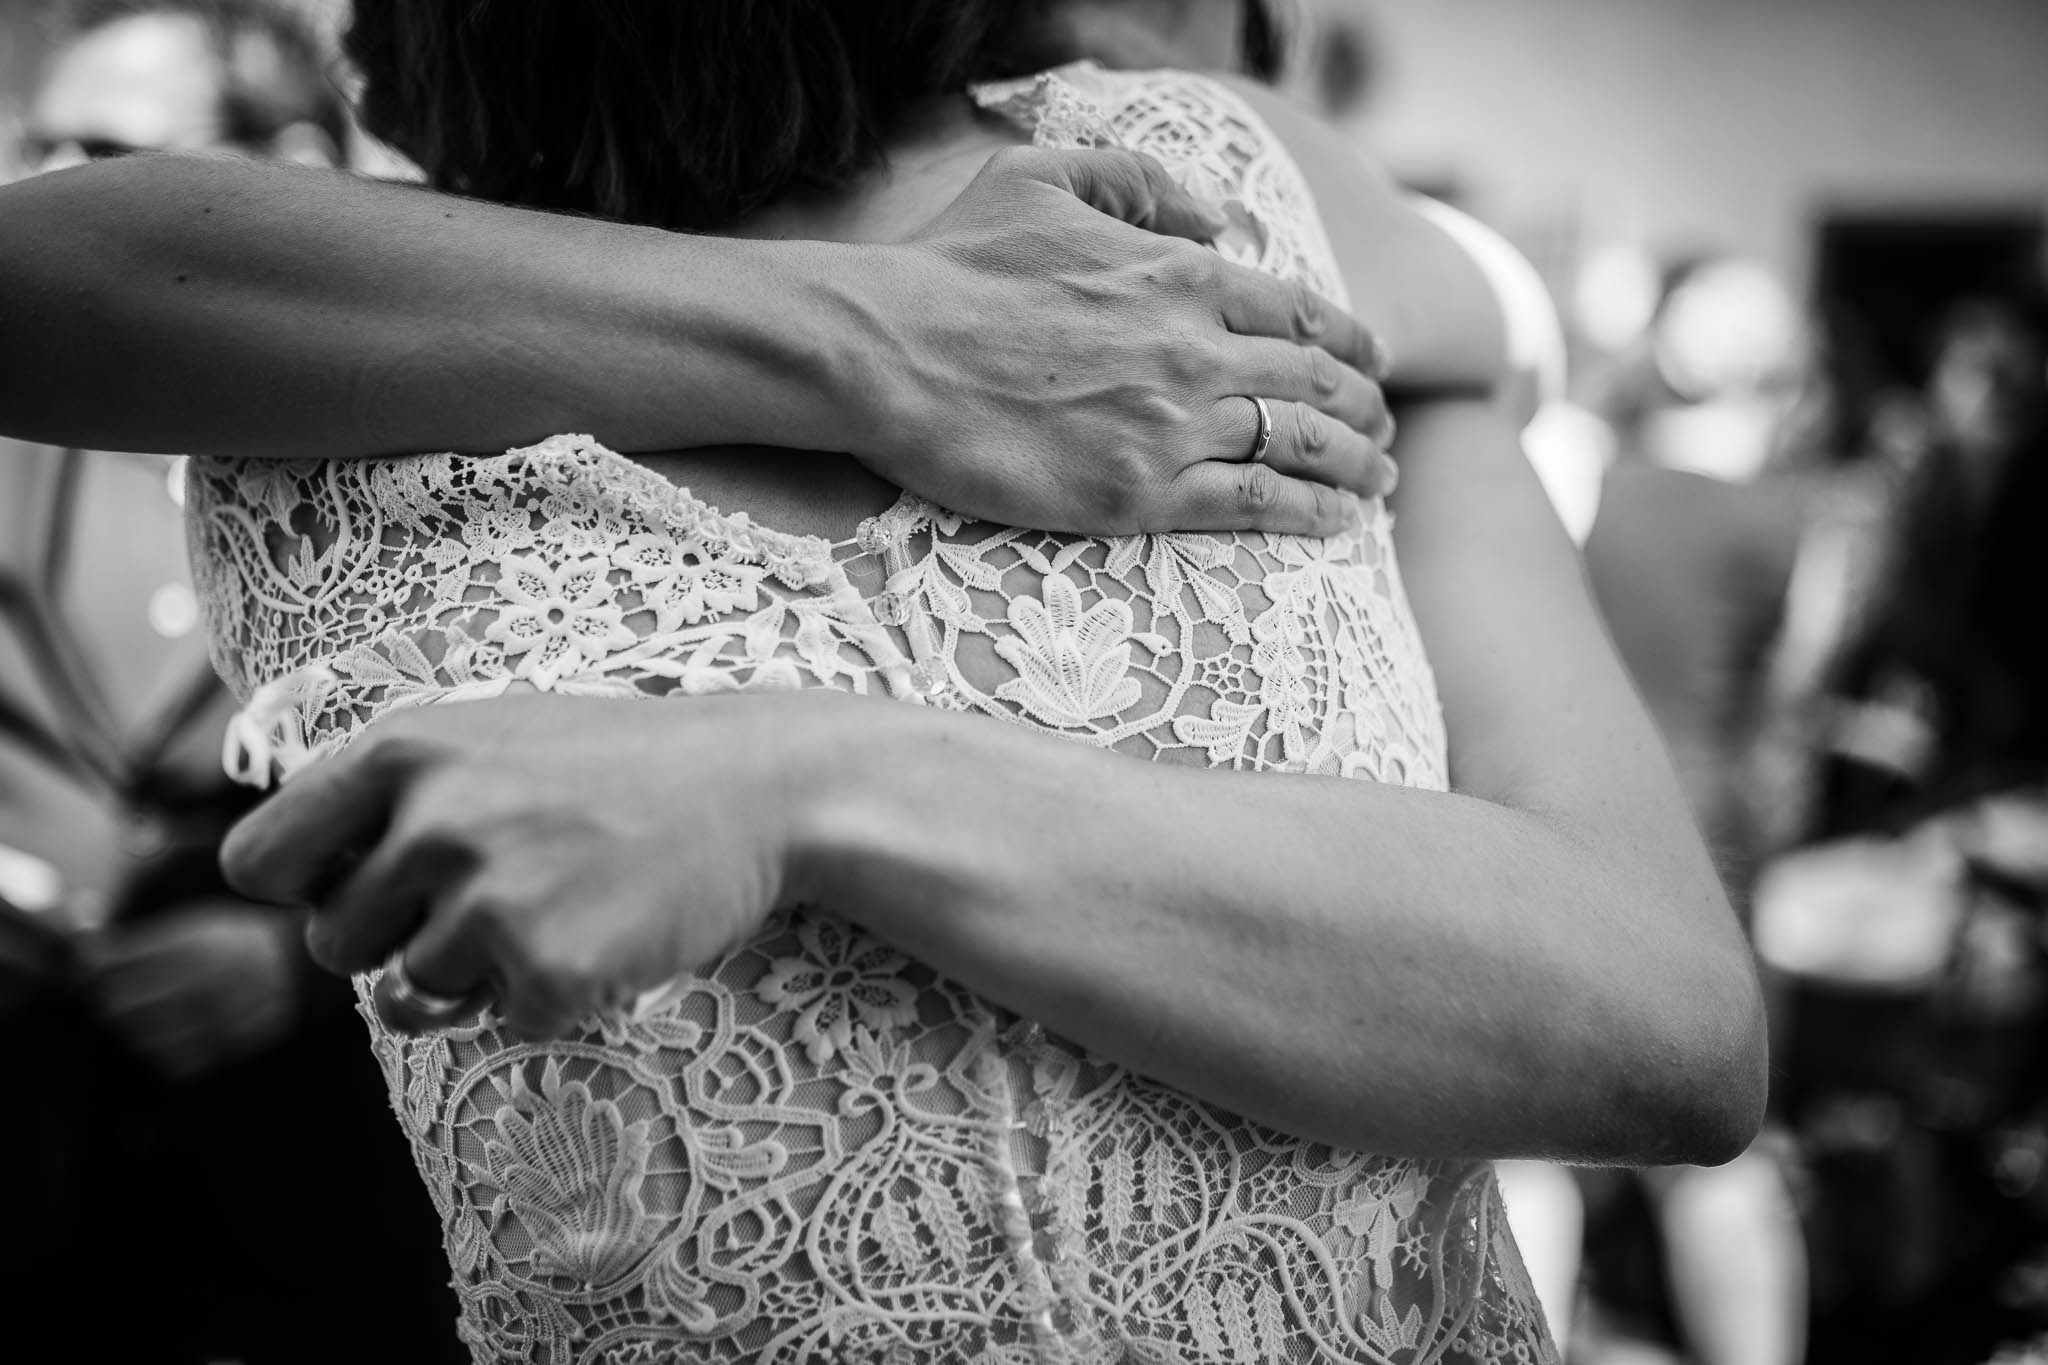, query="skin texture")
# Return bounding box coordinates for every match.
[0,147,1401,537]
[223,79,1765,1166]
[2,15,329,1082]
